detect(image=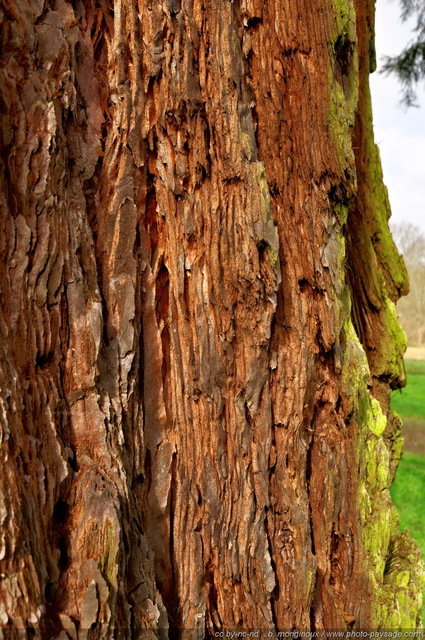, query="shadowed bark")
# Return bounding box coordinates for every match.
[0,0,423,636]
